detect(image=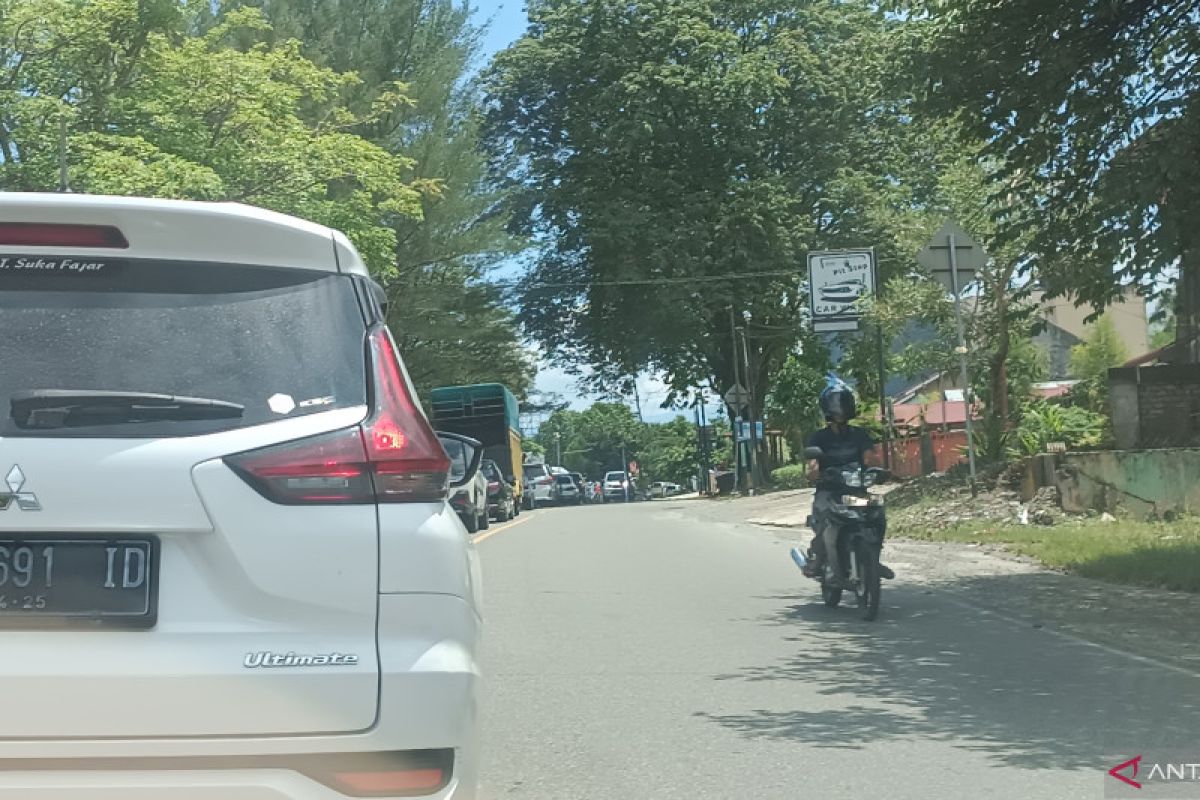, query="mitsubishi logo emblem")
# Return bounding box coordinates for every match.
[0,465,41,511]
